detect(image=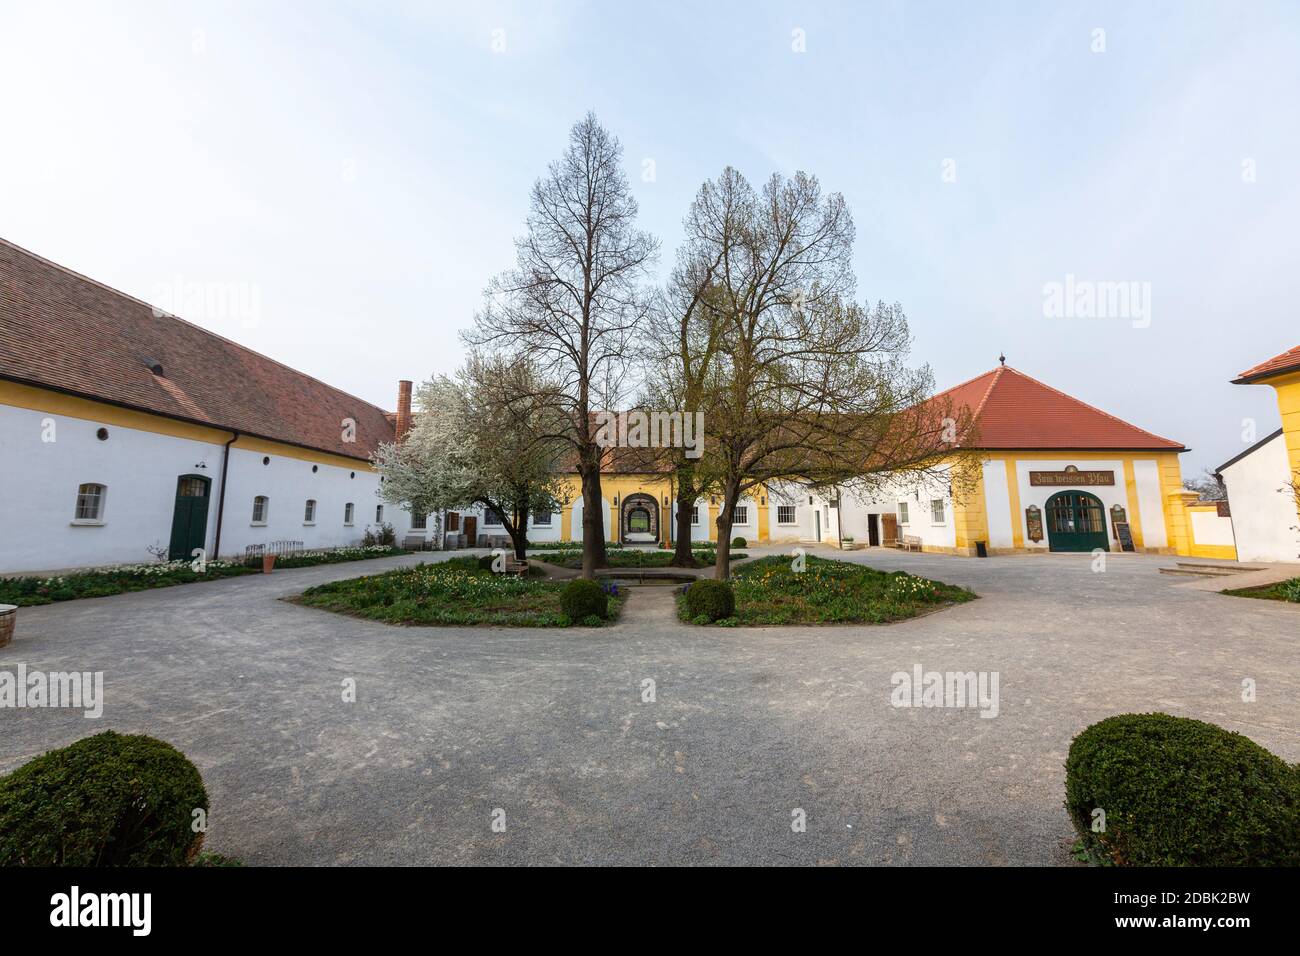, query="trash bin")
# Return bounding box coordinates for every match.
[975,541,988,558]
